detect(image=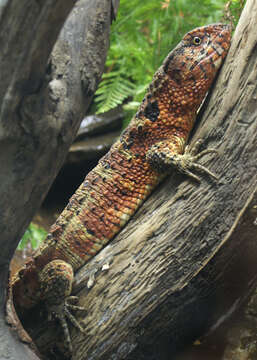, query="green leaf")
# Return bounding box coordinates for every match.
[95,73,136,114]
[18,223,47,250]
